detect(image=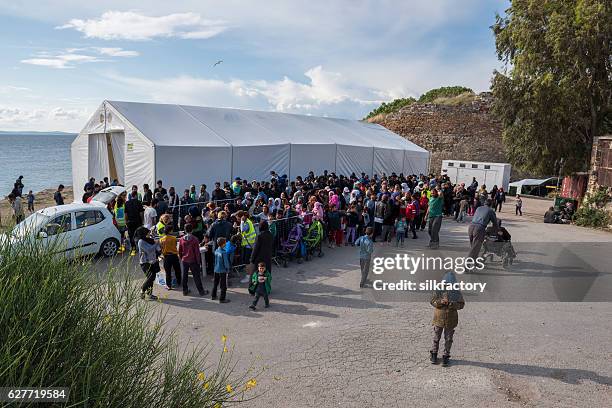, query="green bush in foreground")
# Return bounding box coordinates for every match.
[0,239,258,407]
[575,187,611,228]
